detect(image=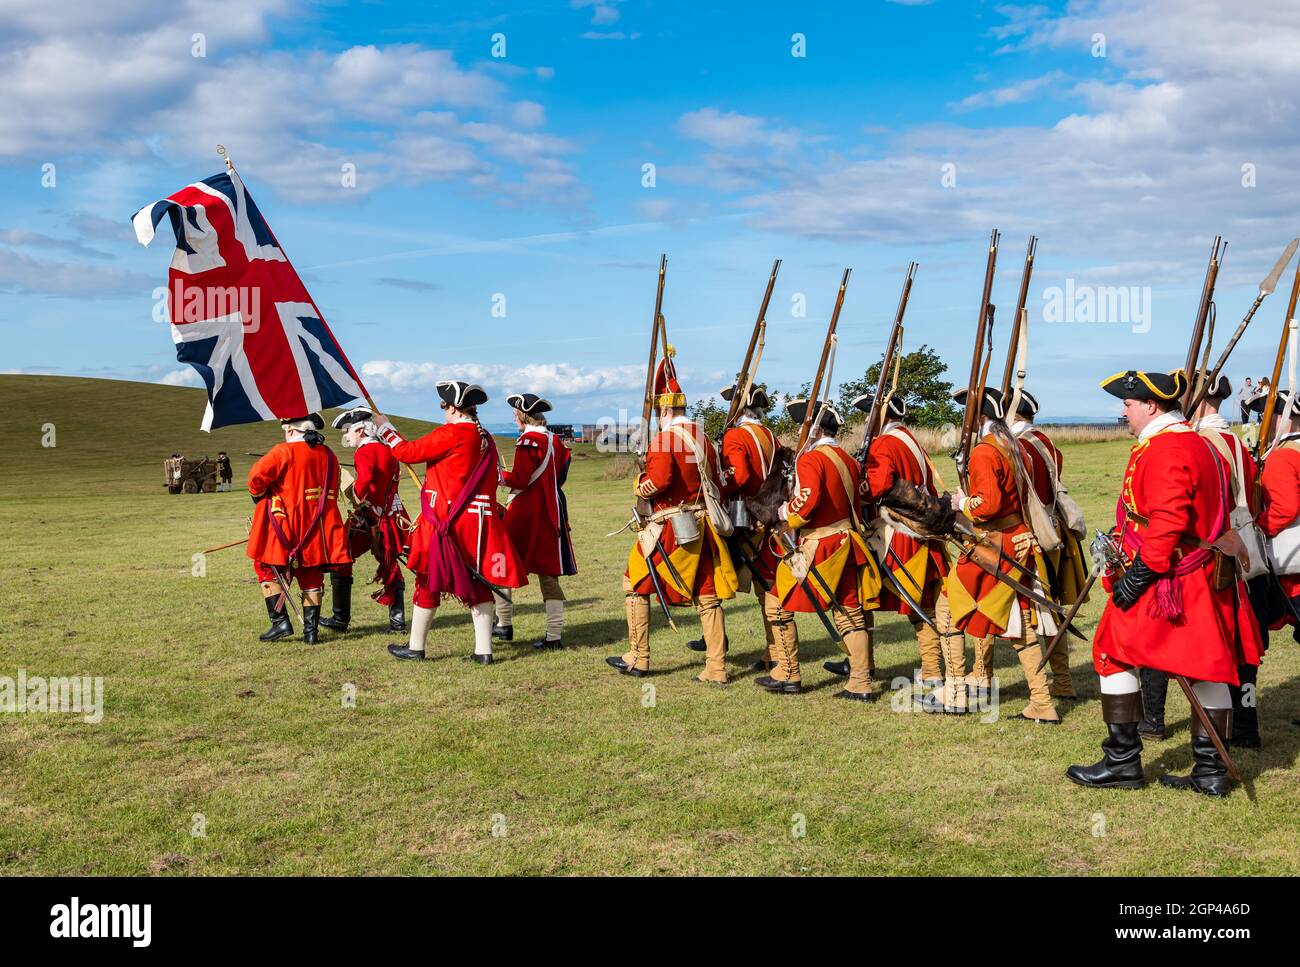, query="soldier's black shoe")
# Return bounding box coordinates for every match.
[1066,722,1146,789]
[388,585,406,633]
[387,644,425,661]
[320,572,351,631]
[259,596,293,642]
[749,660,776,672]
[531,637,563,650]
[823,658,850,677]
[466,652,493,665]
[302,605,321,645]
[754,675,801,694]
[1139,667,1167,740]
[687,635,728,653]
[1137,722,1165,741]
[919,690,968,716]
[833,689,877,703]
[1158,728,1232,797]
[605,656,648,677]
[492,623,513,642]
